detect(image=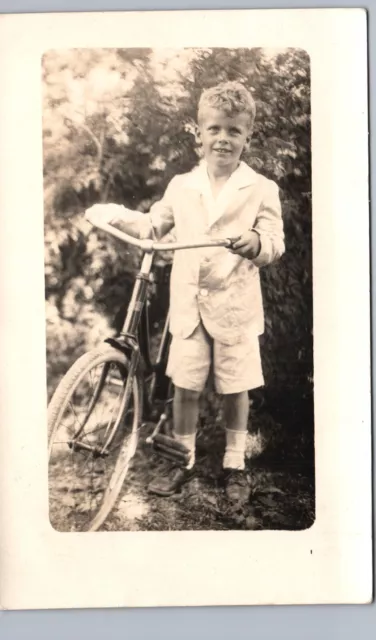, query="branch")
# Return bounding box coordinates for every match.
[64,116,102,157]
[101,169,114,203]
[78,121,102,157]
